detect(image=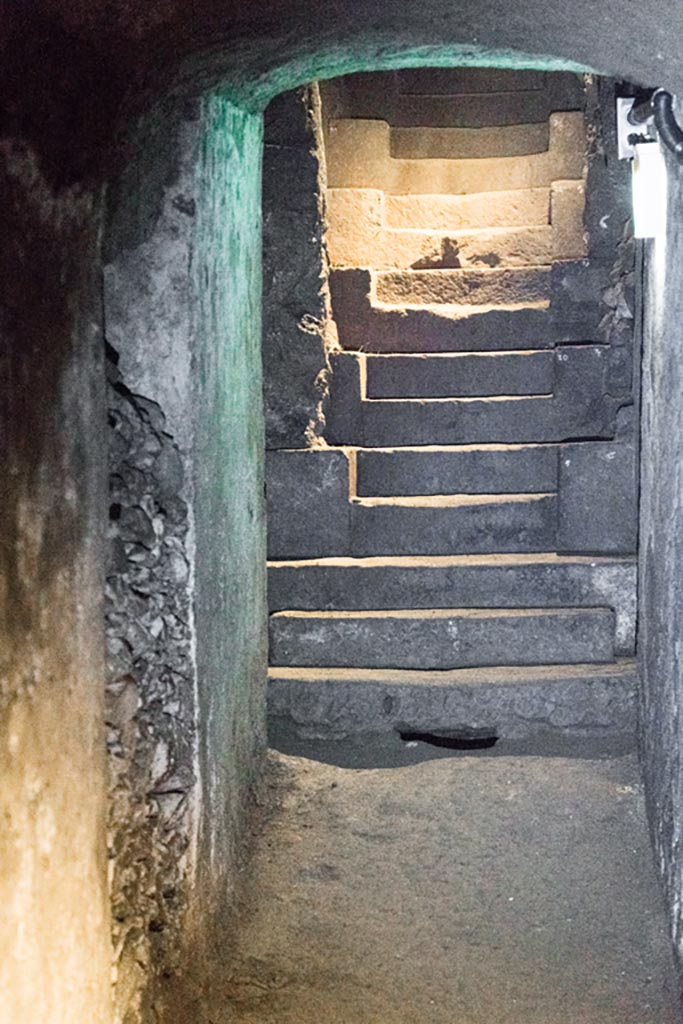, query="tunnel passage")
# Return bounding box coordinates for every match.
[264,69,639,753]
